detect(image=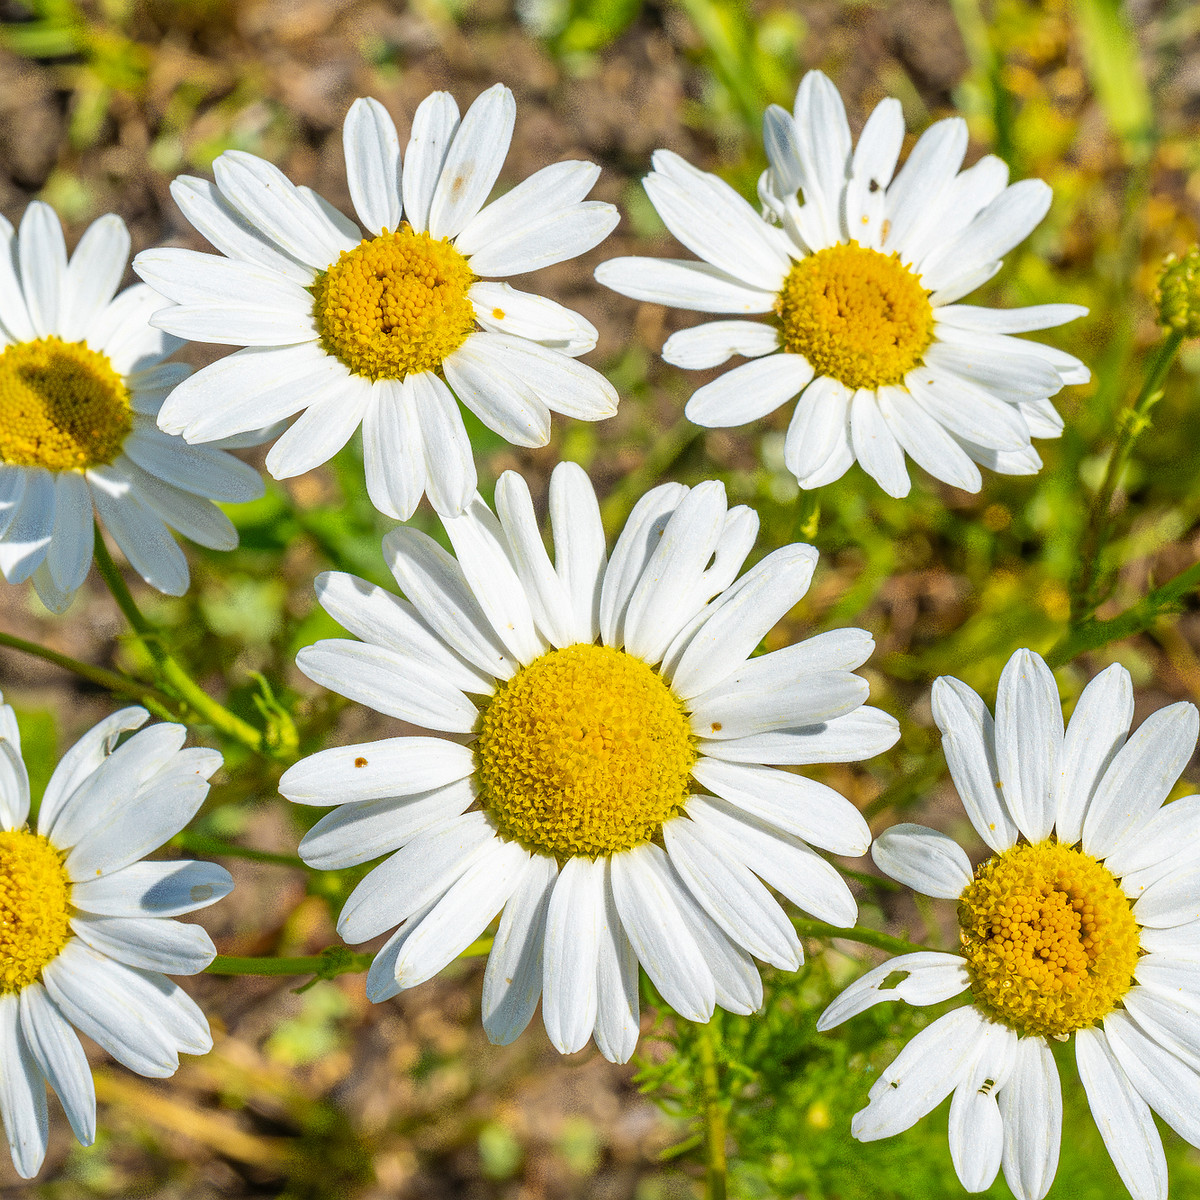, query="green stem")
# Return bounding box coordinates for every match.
[1047,558,1200,668]
[792,919,928,958]
[92,531,266,754]
[0,629,176,719]
[1073,329,1185,619]
[695,1020,728,1200]
[170,830,307,870]
[206,948,374,978]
